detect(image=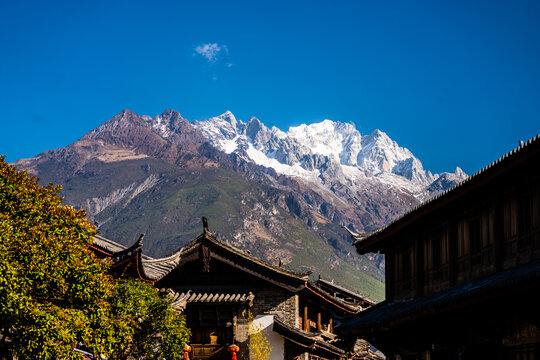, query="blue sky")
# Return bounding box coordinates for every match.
[1,0,538,175]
